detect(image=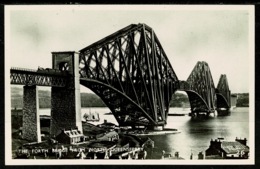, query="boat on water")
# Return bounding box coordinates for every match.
[83,109,100,122]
